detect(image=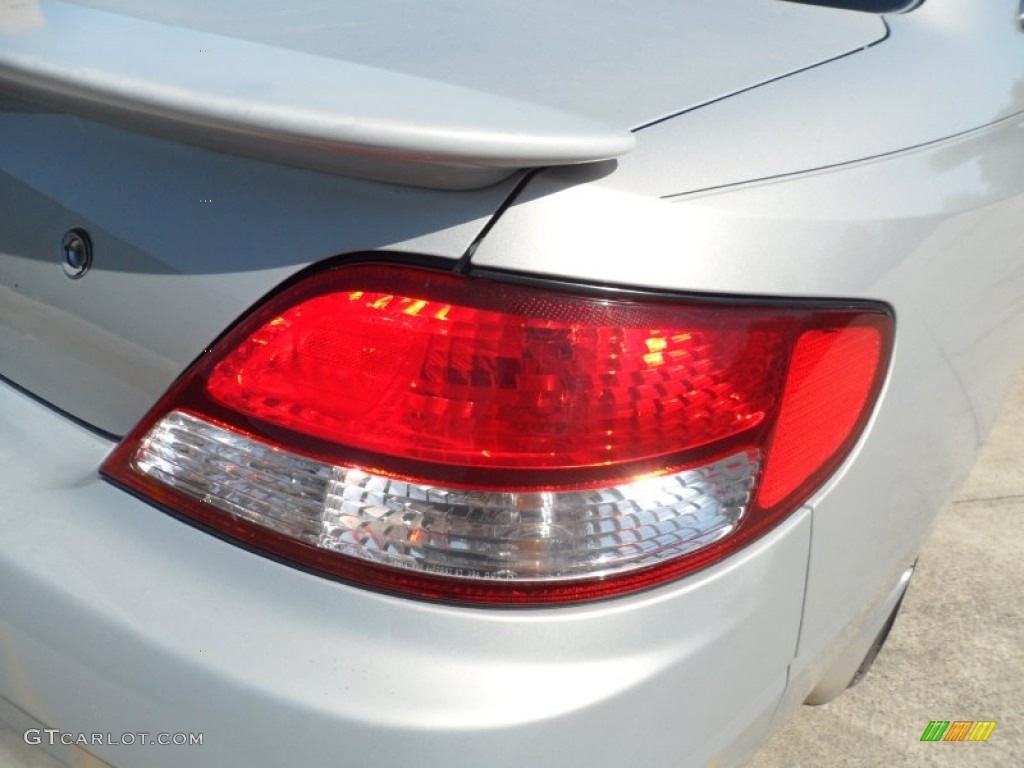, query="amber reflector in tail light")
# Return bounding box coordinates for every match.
[101,264,892,604]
